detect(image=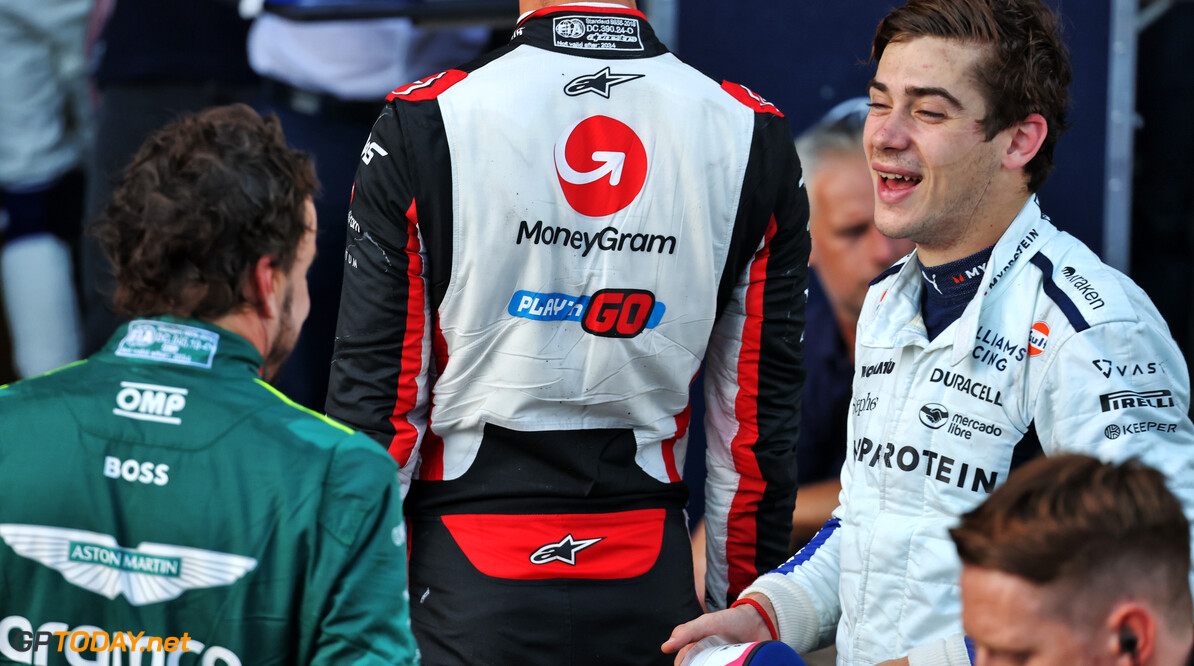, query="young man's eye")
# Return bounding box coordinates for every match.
[917,110,945,119]
[867,101,890,111]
